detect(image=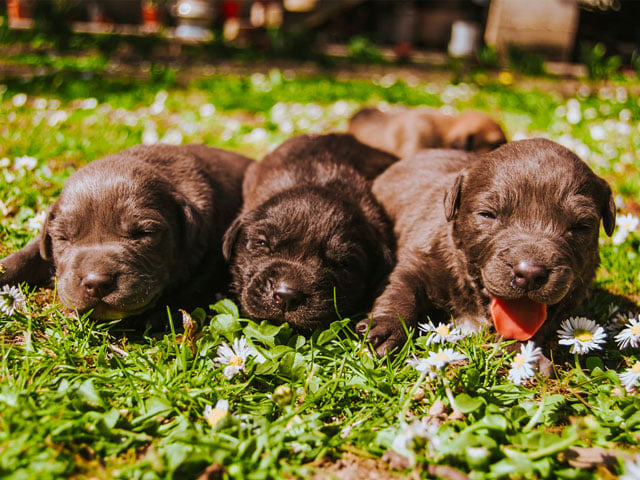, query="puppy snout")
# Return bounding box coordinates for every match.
[512,260,549,290]
[273,282,304,311]
[81,272,115,299]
